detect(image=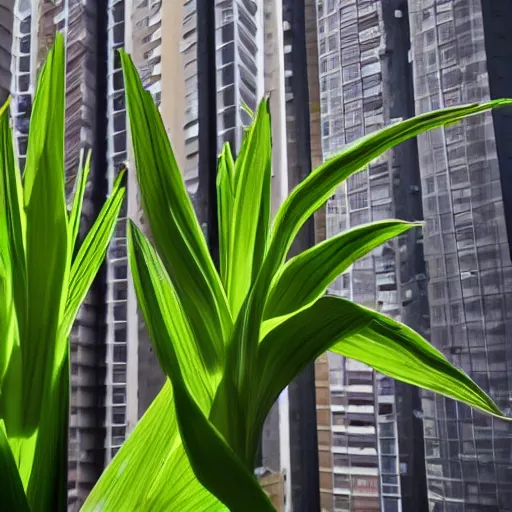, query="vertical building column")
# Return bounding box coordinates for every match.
[196,0,218,261]
[282,0,320,510]
[380,2,428,511]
